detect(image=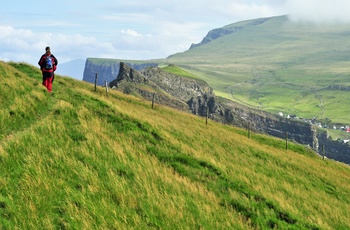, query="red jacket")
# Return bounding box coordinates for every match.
[38,54,58,73]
